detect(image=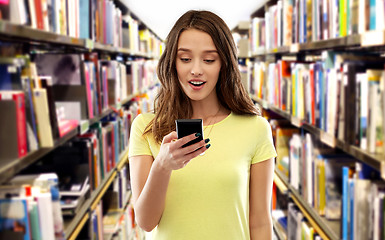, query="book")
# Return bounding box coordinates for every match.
[0,62,23,91]
[341,166,352,240]
[79,0,90,39]
[0,100,20,163]
[102,210,121,234]
[33,0,44,30]
[40,77,60,140]
[79,132,100,189]
[0,91,28,158]
[20,77,39,153]
[342,60,385,145]
[287,202,303,240]
[322,155,355,220]
[0,198,31,240]
[353,178,372,239]
[275,127,299,178]
[301,220,314,240]
[0,0,10,21]
[366,69,384,154]
[32,88,54,147]
[359,73,368,150]
[35,192,55,240]
[27,0,37,29]
[10,0,28,25]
